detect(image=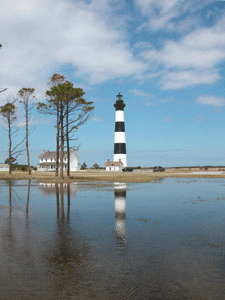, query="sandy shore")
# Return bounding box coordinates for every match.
[1,170,225,183]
